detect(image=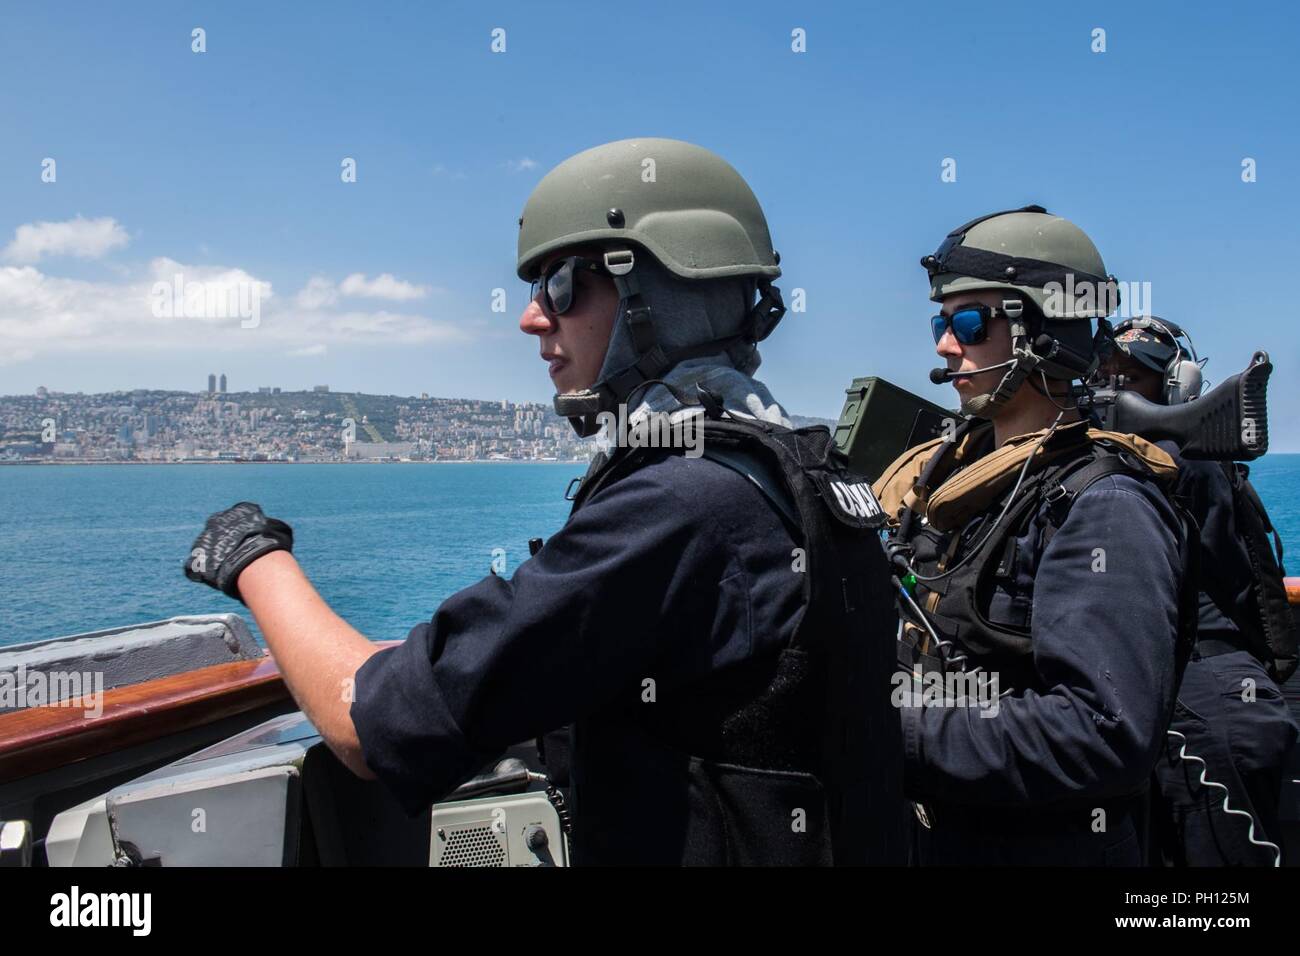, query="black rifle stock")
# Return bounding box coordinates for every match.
[1088,351,1271,461]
